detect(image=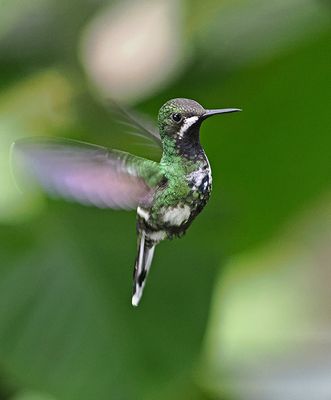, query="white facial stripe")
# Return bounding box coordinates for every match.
[178,116,199,138]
